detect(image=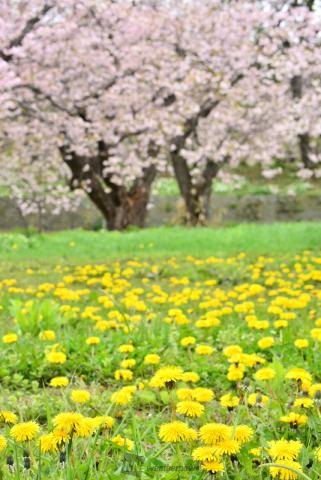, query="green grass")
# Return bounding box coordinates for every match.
[1,222,321,267]
[0,224,321,478]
